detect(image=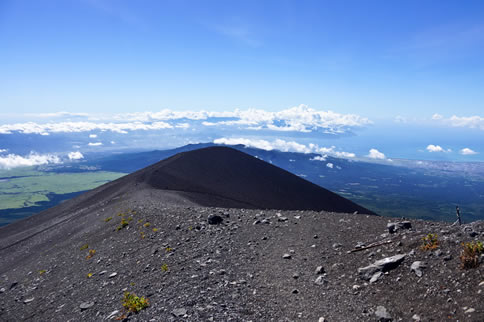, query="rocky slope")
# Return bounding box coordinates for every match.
[0,147,483,321]
[0,198,483,321]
